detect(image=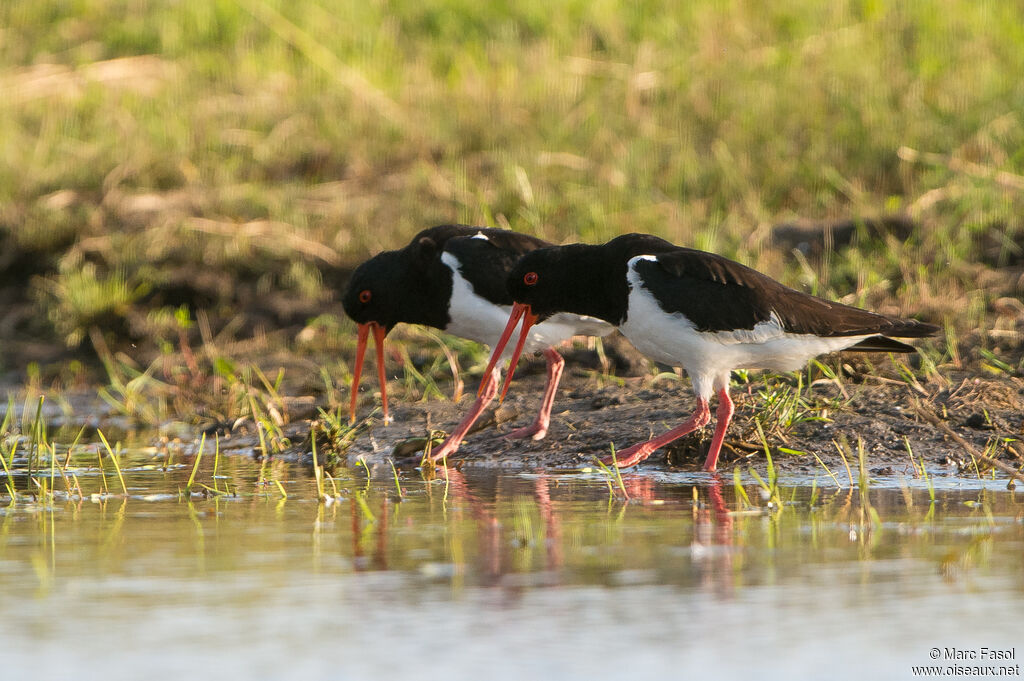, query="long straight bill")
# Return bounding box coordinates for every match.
[349,322,390,424]
[479,302,539,402]
[498,304,538,401]
[349,323,371,423]
[479,303,528,396]
[372,322,390,423]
